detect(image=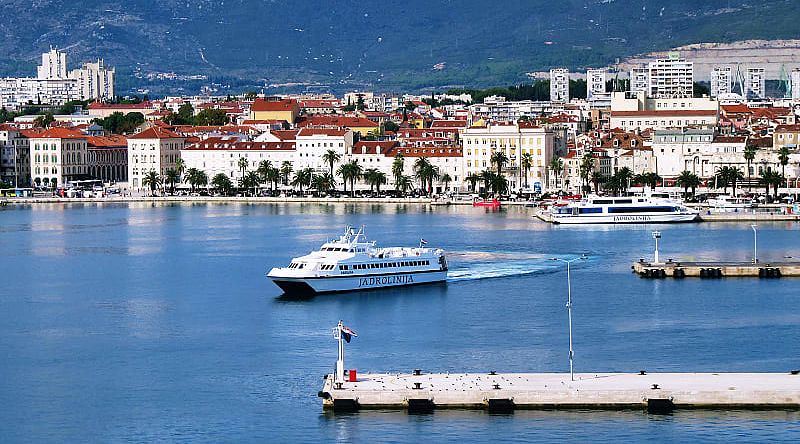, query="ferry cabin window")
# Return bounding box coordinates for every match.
[607,206,675,213]
[579,208,602,214]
